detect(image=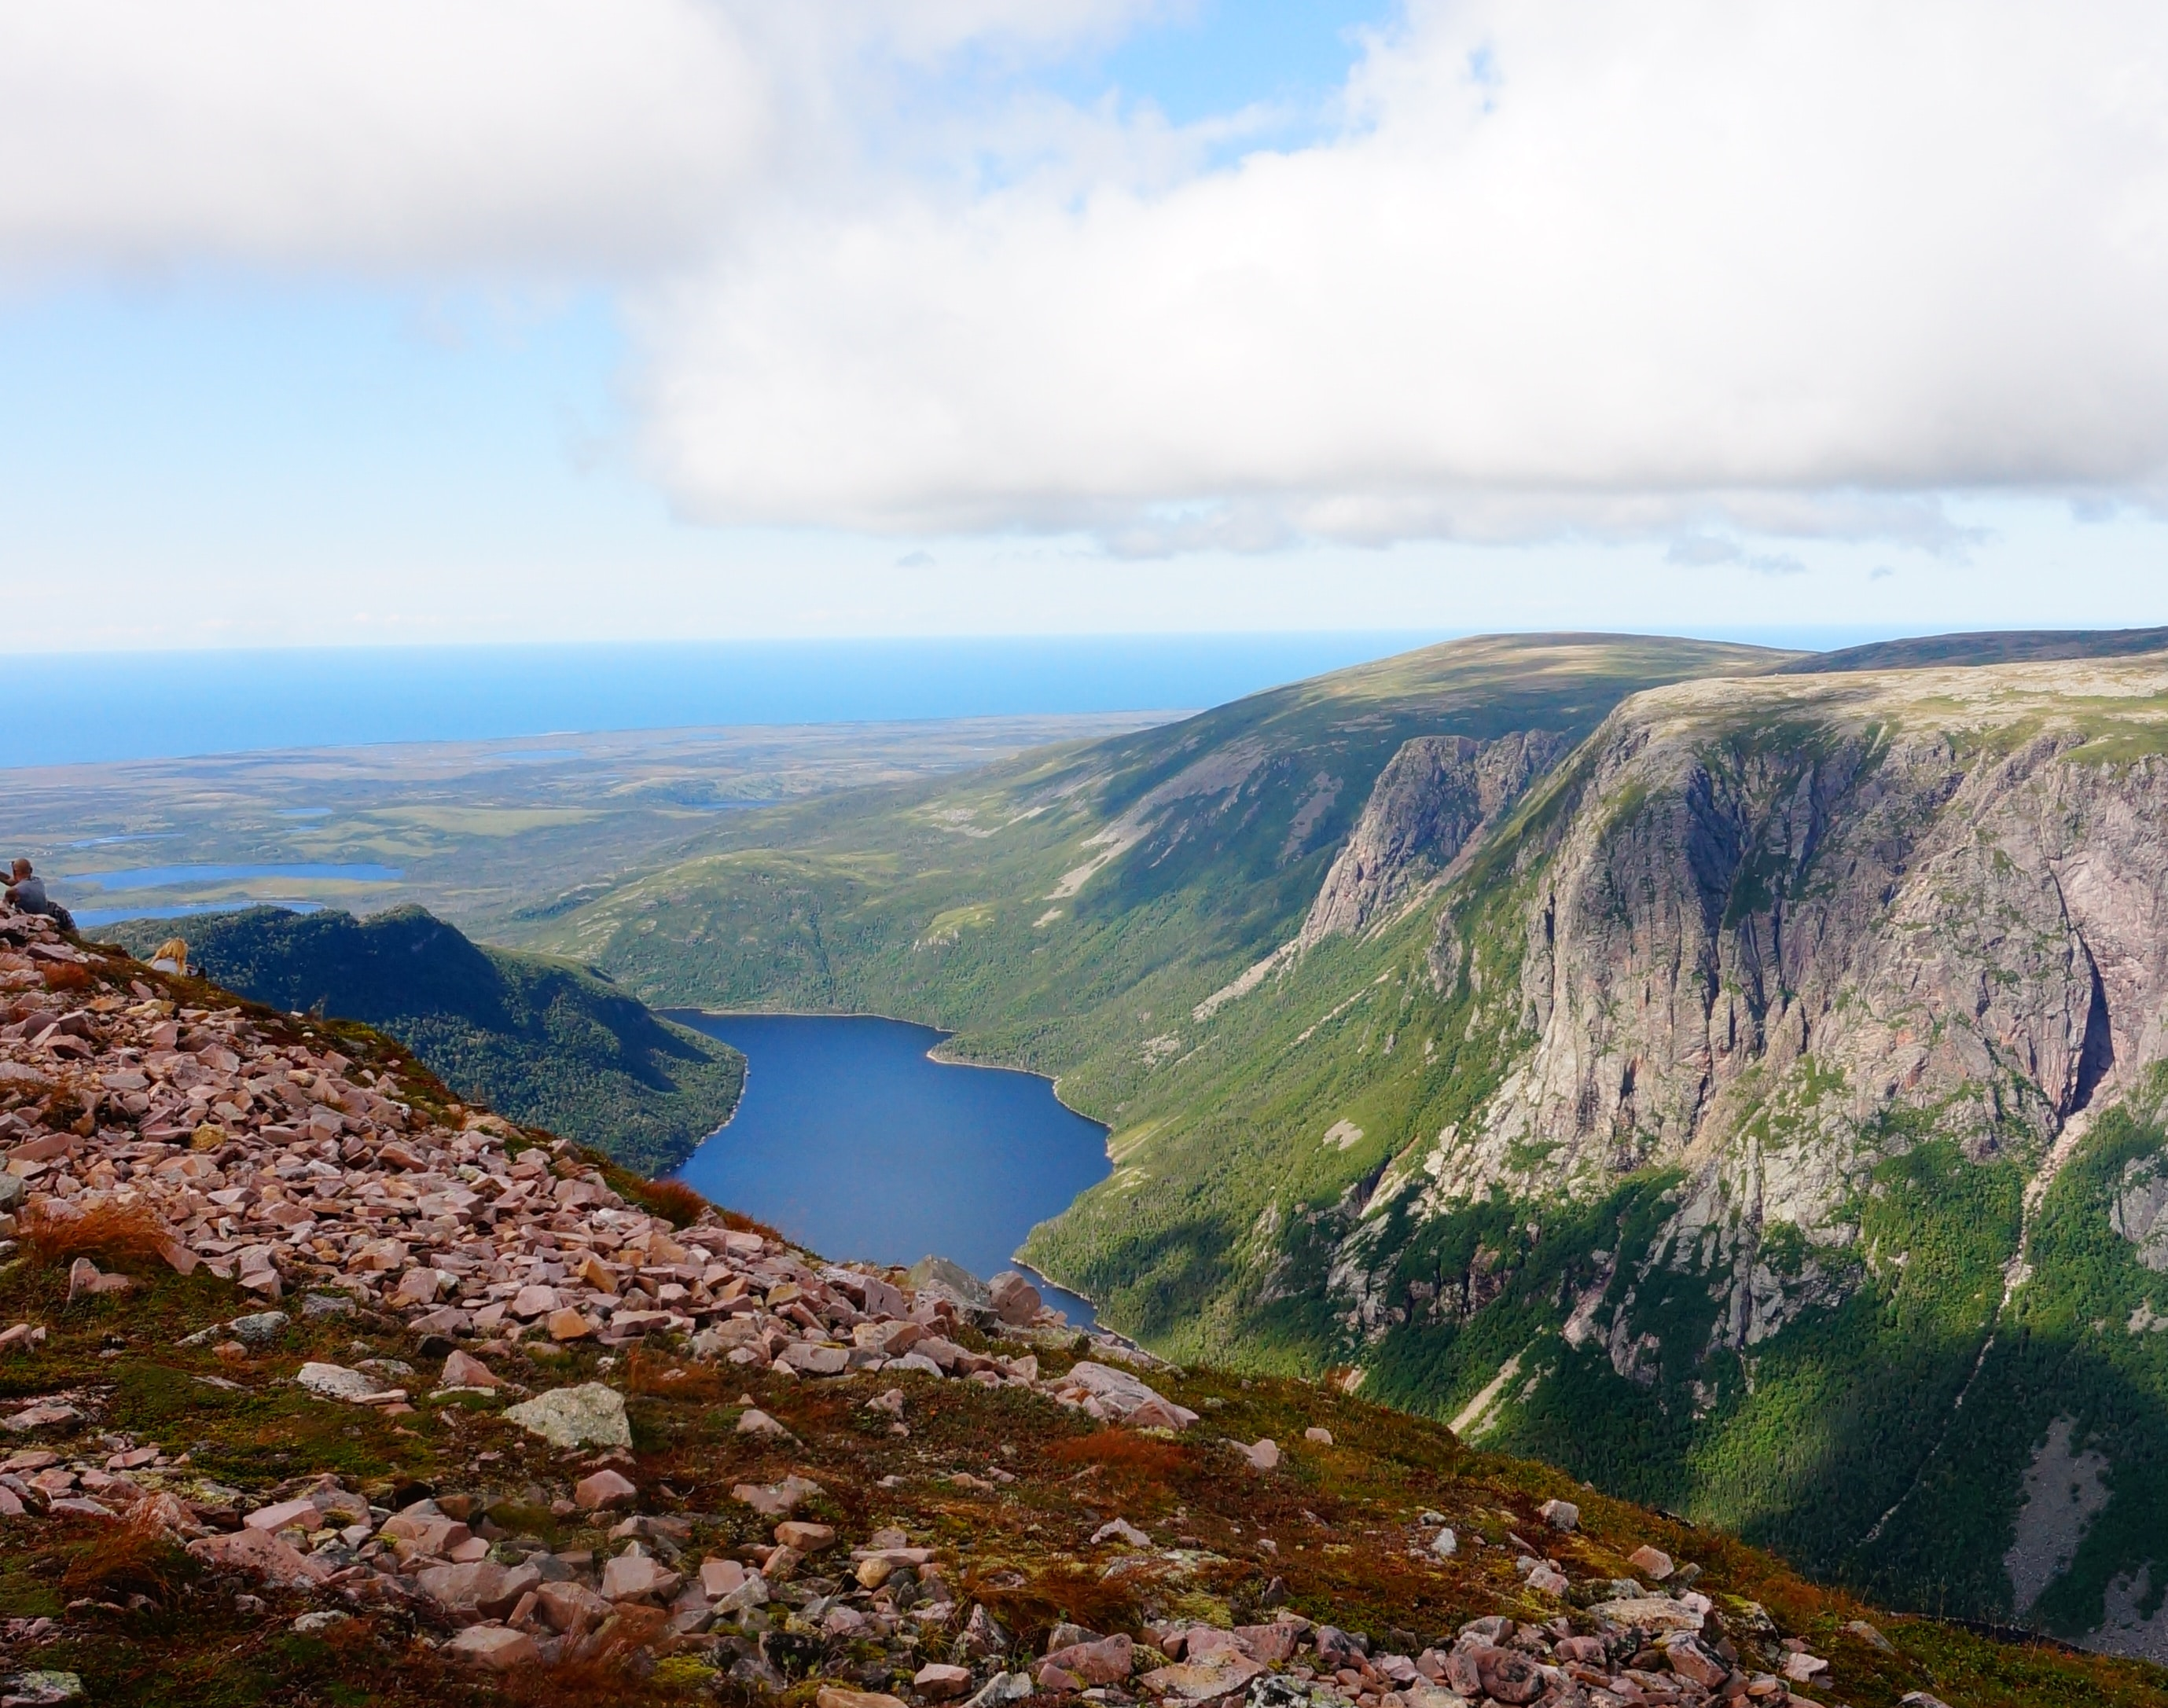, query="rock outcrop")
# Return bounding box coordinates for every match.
[1413,661,2168,1211]
[1300,732,1564,946]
